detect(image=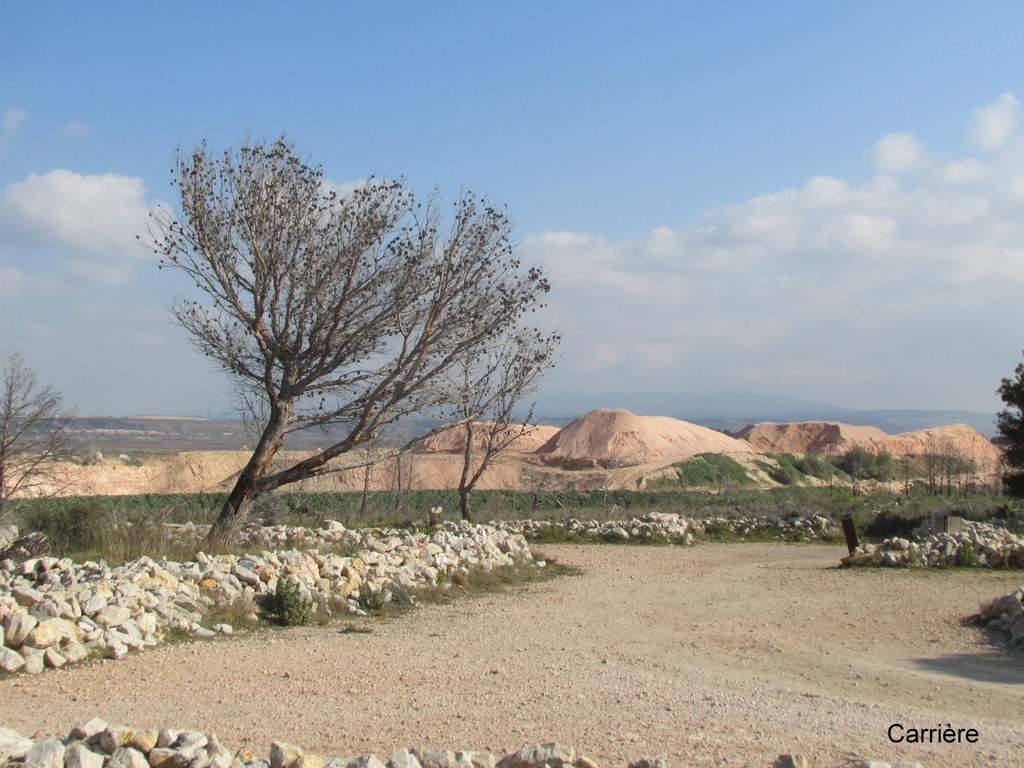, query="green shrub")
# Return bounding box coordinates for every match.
[790,453,840,480]
[358,587,386,612]
[758,459,802,486]
[665,453,753,489]
[958,543,982,567]
[832,447,897,482]
[266,578,312,626]
[387,583,414,607]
